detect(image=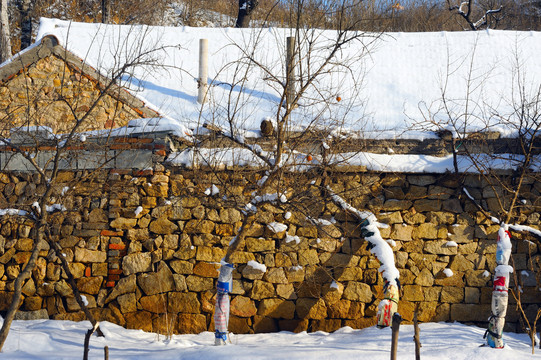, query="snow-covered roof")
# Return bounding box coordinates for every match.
[35,18,541,139]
